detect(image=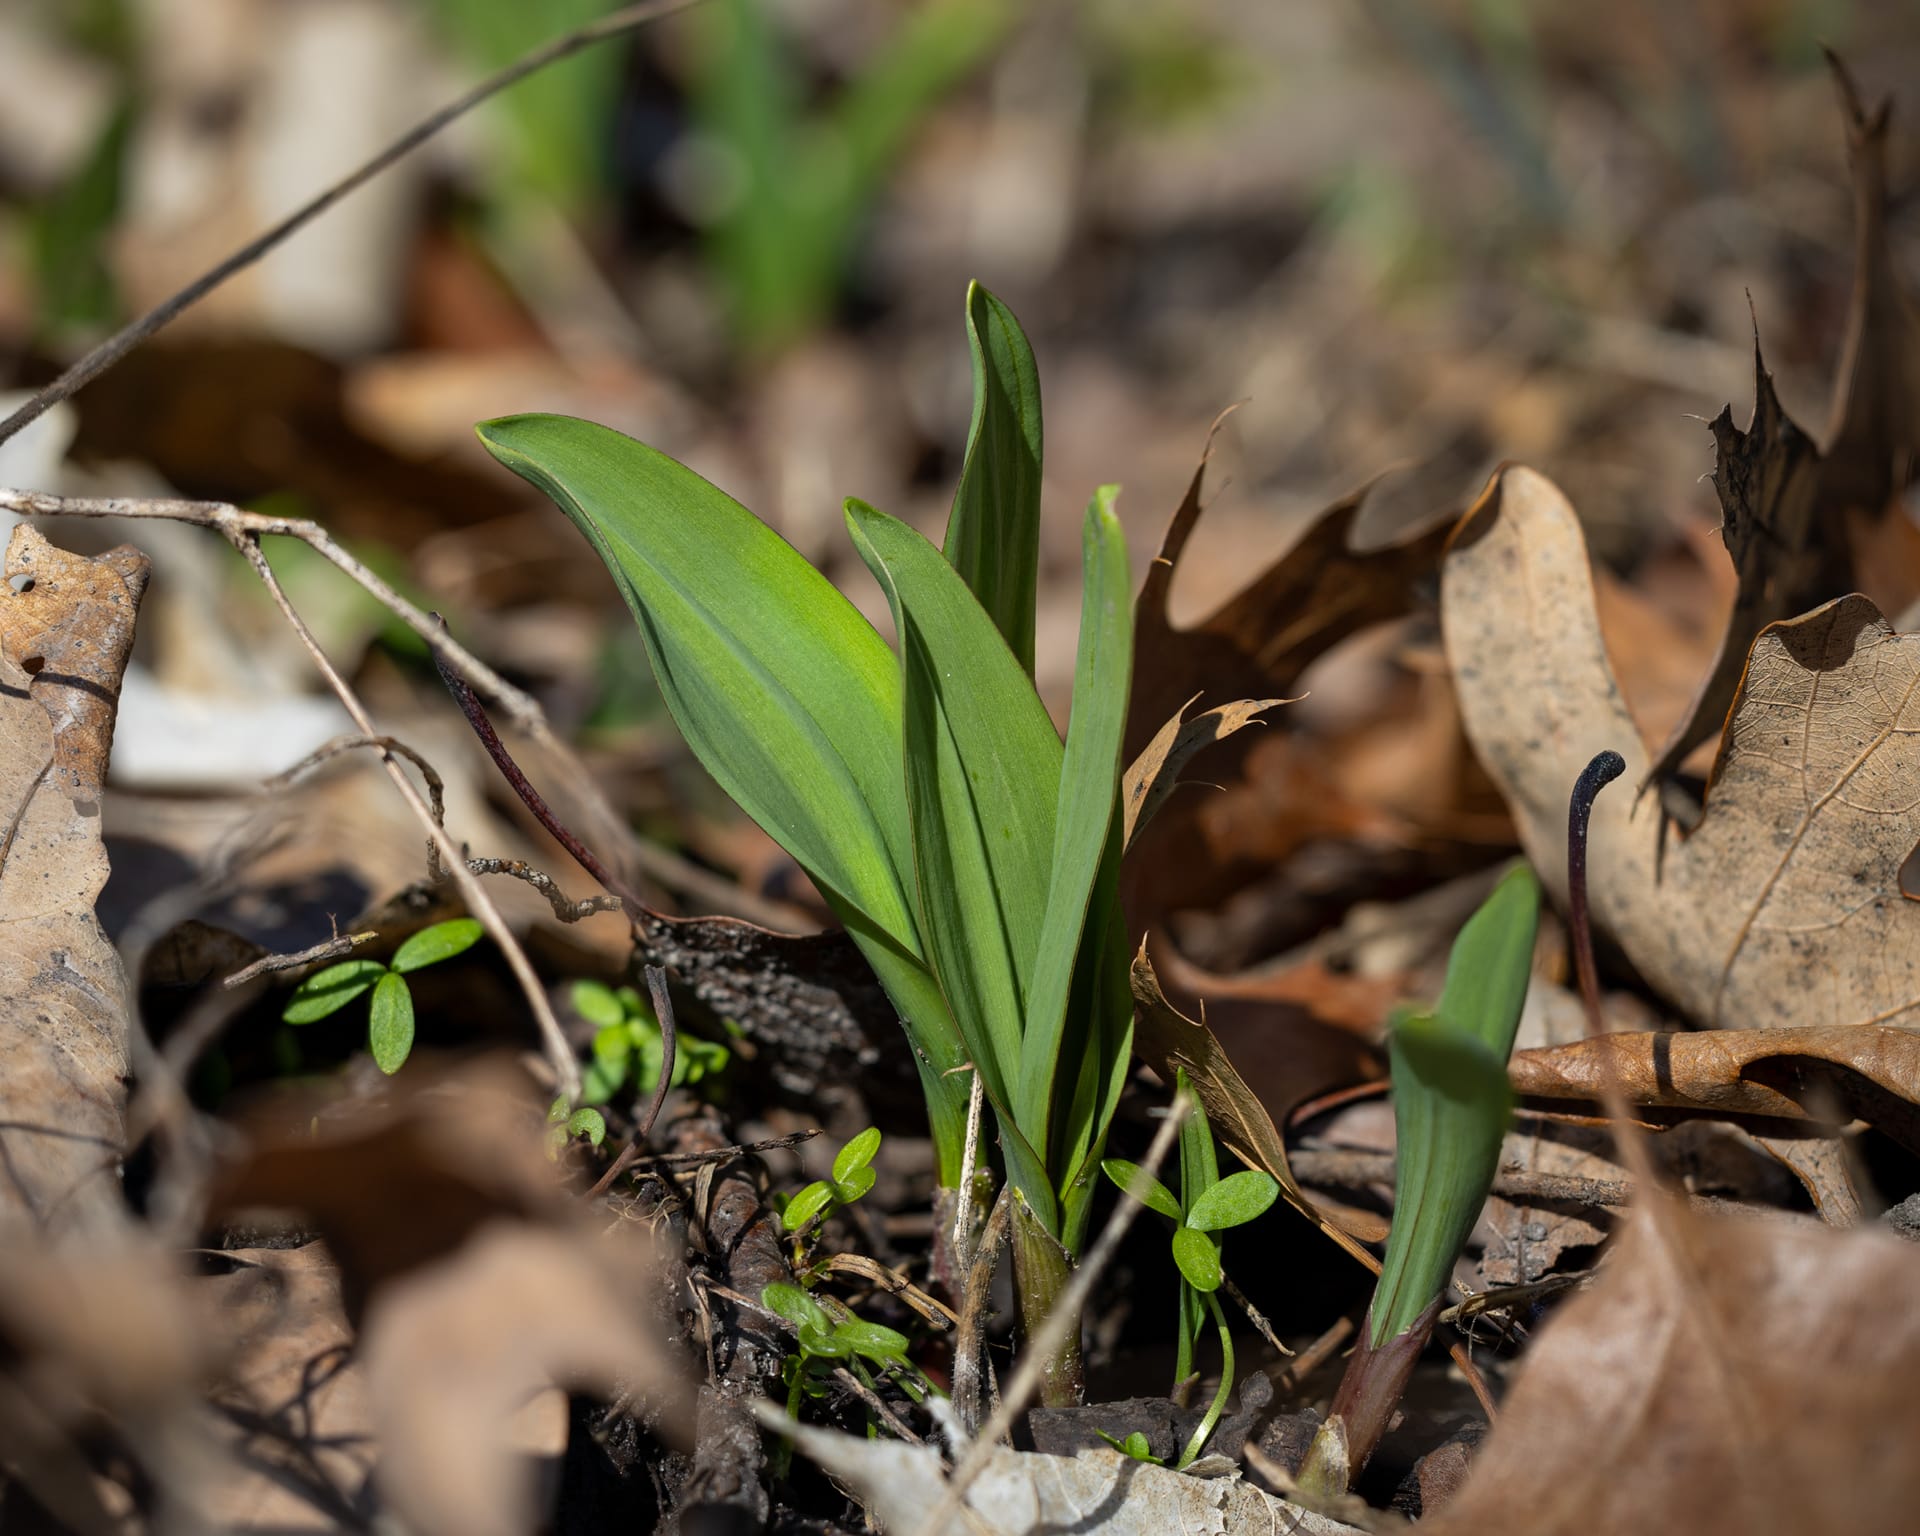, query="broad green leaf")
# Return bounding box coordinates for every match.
[391,917,484,973]
[845,497,1059,1226]
[572,979,628,1031]
[1435,862,1541,1055]
[1171,1226,1222,1293]
[566,1107,607,1146]
[591,1022,634,1076]
[479,415,976,1182]
[368,972,415,1075]
[283,959,386,1024]
[782,1180,836,1234]
[1015,487,1132,1149]
[762,1282,830,1332]
[1099,1159,1182,1222]
[942,283,1043,674]
[1186,1170,1280,1232]
[834,1318,911,1364]
[1370,1011,1518,1346]
[833,1126,883,1184]
[799,1322,849,1359]
[478,415,919,954]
